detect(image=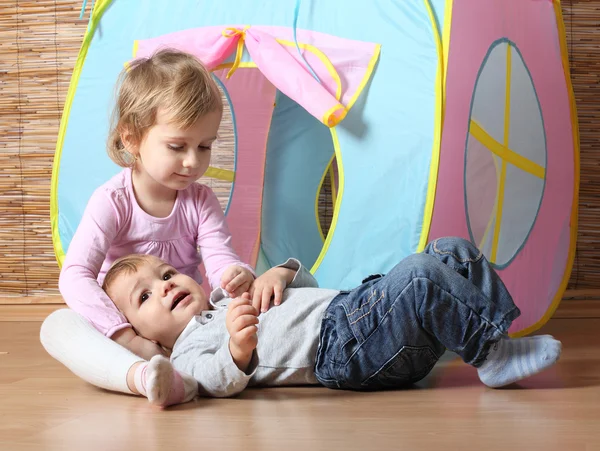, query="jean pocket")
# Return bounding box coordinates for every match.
[362,345,439,389]
[361,273,384,284]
